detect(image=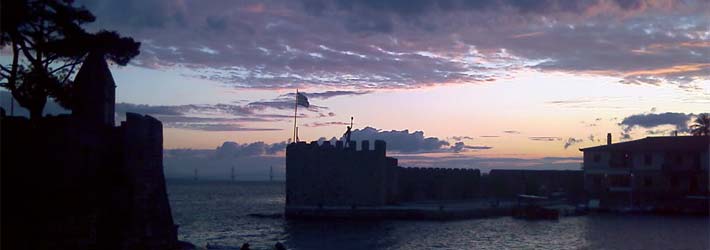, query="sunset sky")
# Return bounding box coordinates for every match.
[2,0,709,178]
